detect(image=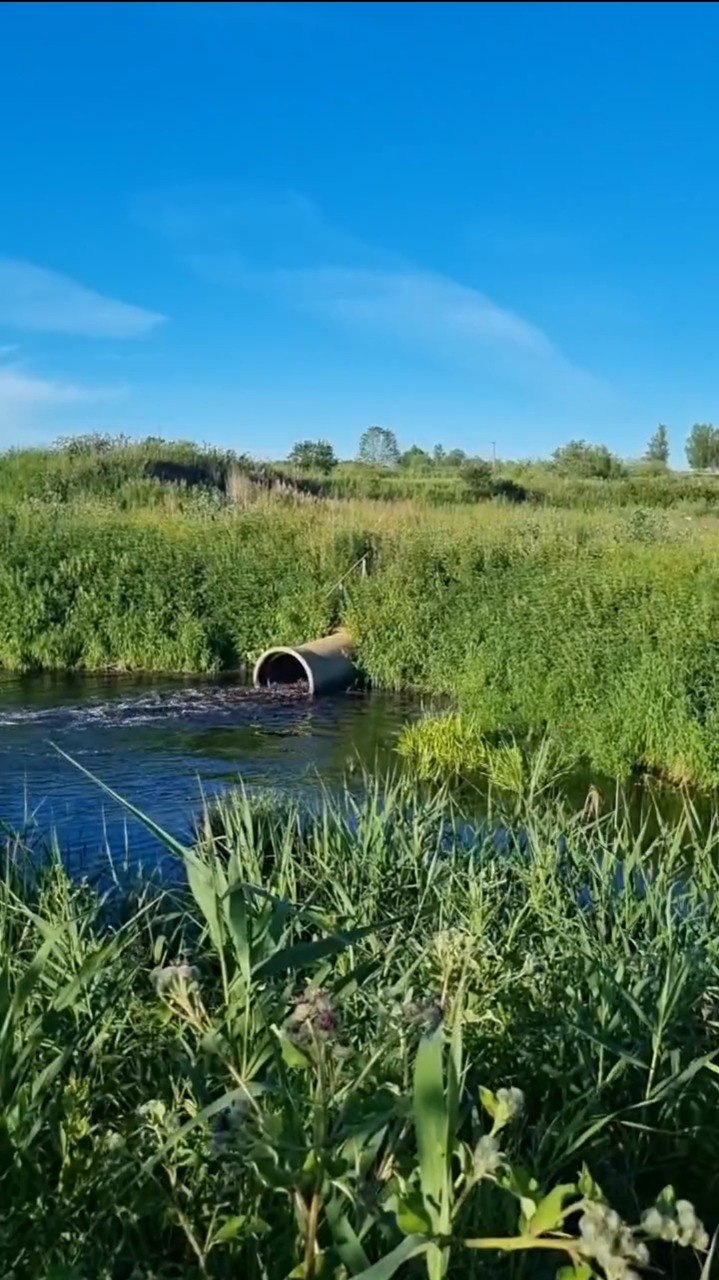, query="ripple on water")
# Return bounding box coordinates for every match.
[0,674,415,878]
